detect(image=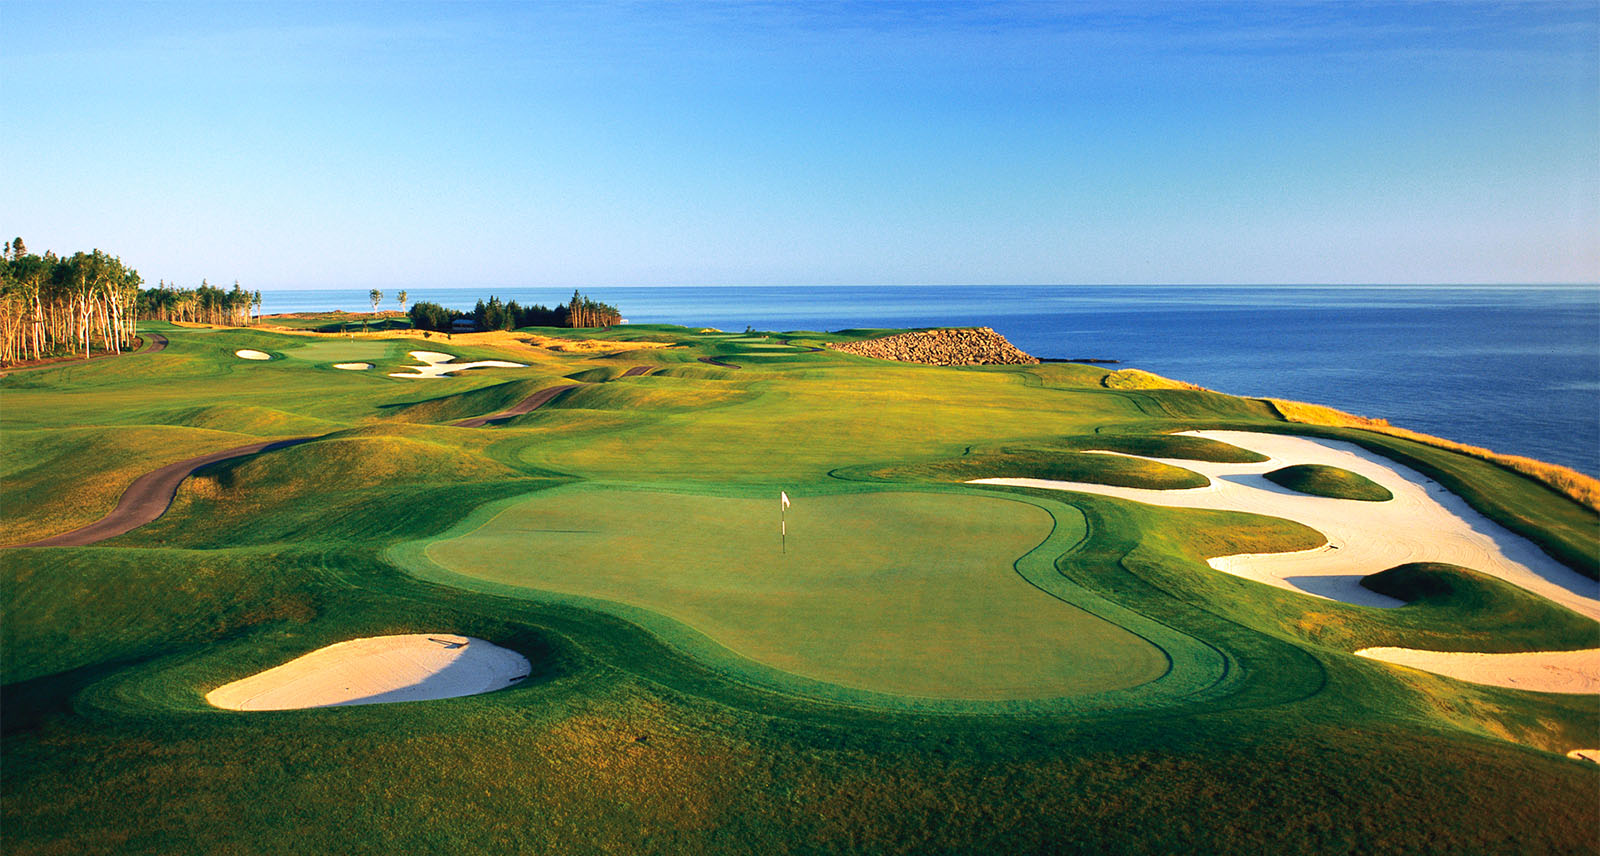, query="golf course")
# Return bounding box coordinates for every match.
[2,319,1597,854]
